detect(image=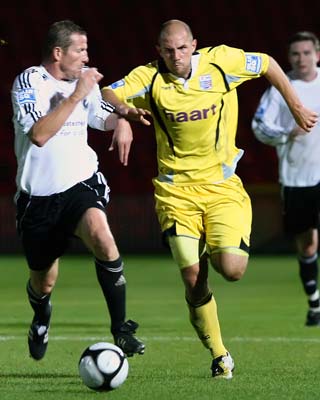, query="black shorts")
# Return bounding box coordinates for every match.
[16,172,109,270]
[282,183,320,236]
